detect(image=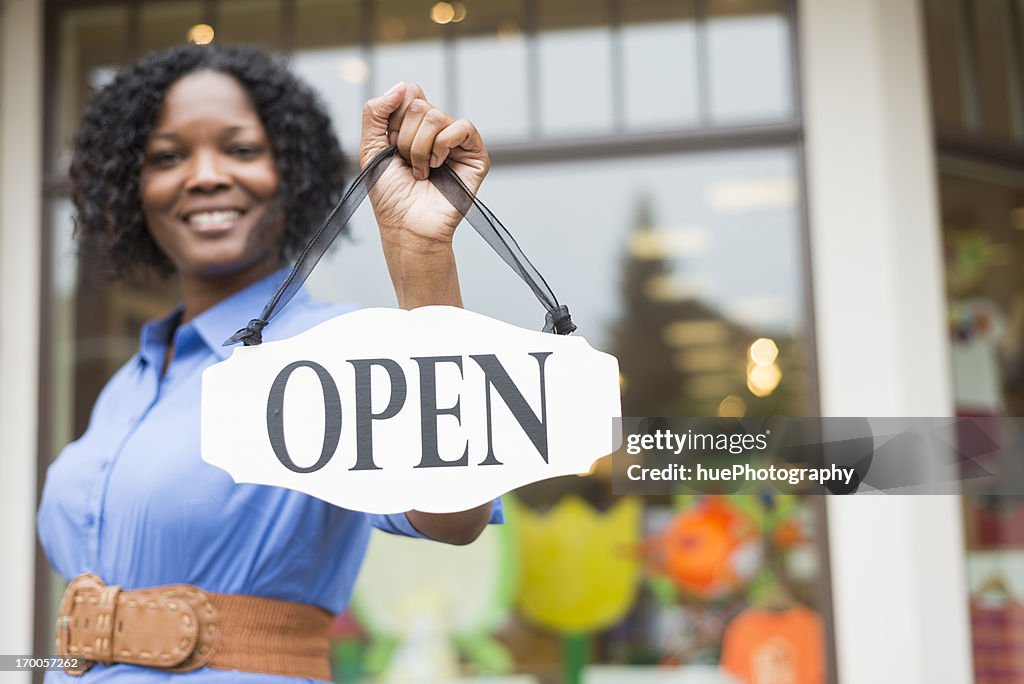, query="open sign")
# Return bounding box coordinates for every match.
[201,306,621,514]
